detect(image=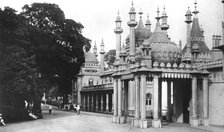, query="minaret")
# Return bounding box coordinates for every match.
[161,6,169,33]
[114,11,123,61]
[155,7,161,31]
[185,7,193,47]
[127,1,138,57]
[182,7,193,64]
[145,14,151,31]
[93,41,98,57]
[100,39,105,72]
